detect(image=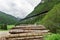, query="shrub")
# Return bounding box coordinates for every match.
[44,34,60,40]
